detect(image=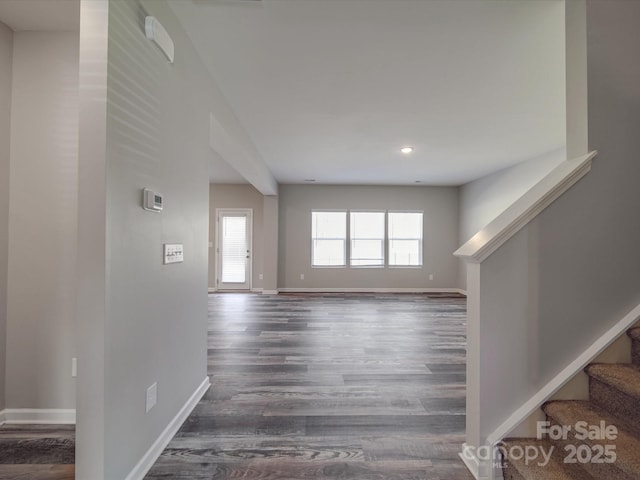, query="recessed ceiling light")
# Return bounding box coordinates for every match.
[400,147,414,154]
